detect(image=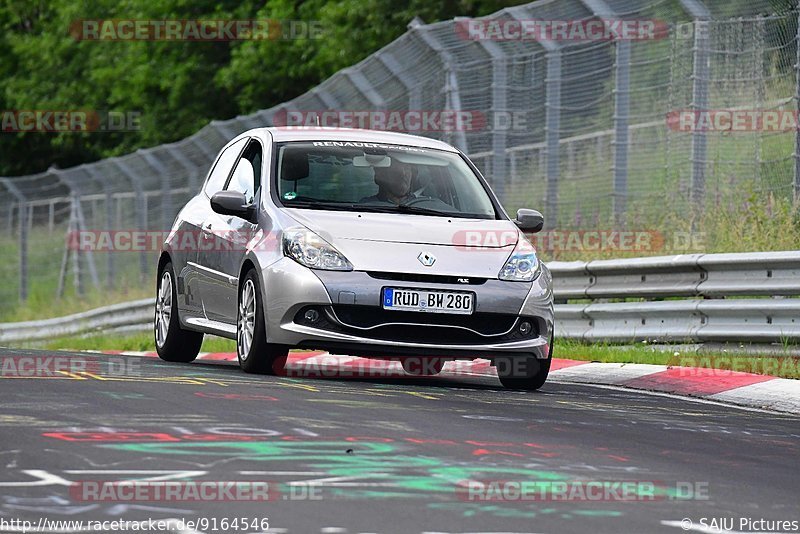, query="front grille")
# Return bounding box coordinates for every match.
[367,271,486,285]
[332,305,513,334]
[294,305,539,345]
